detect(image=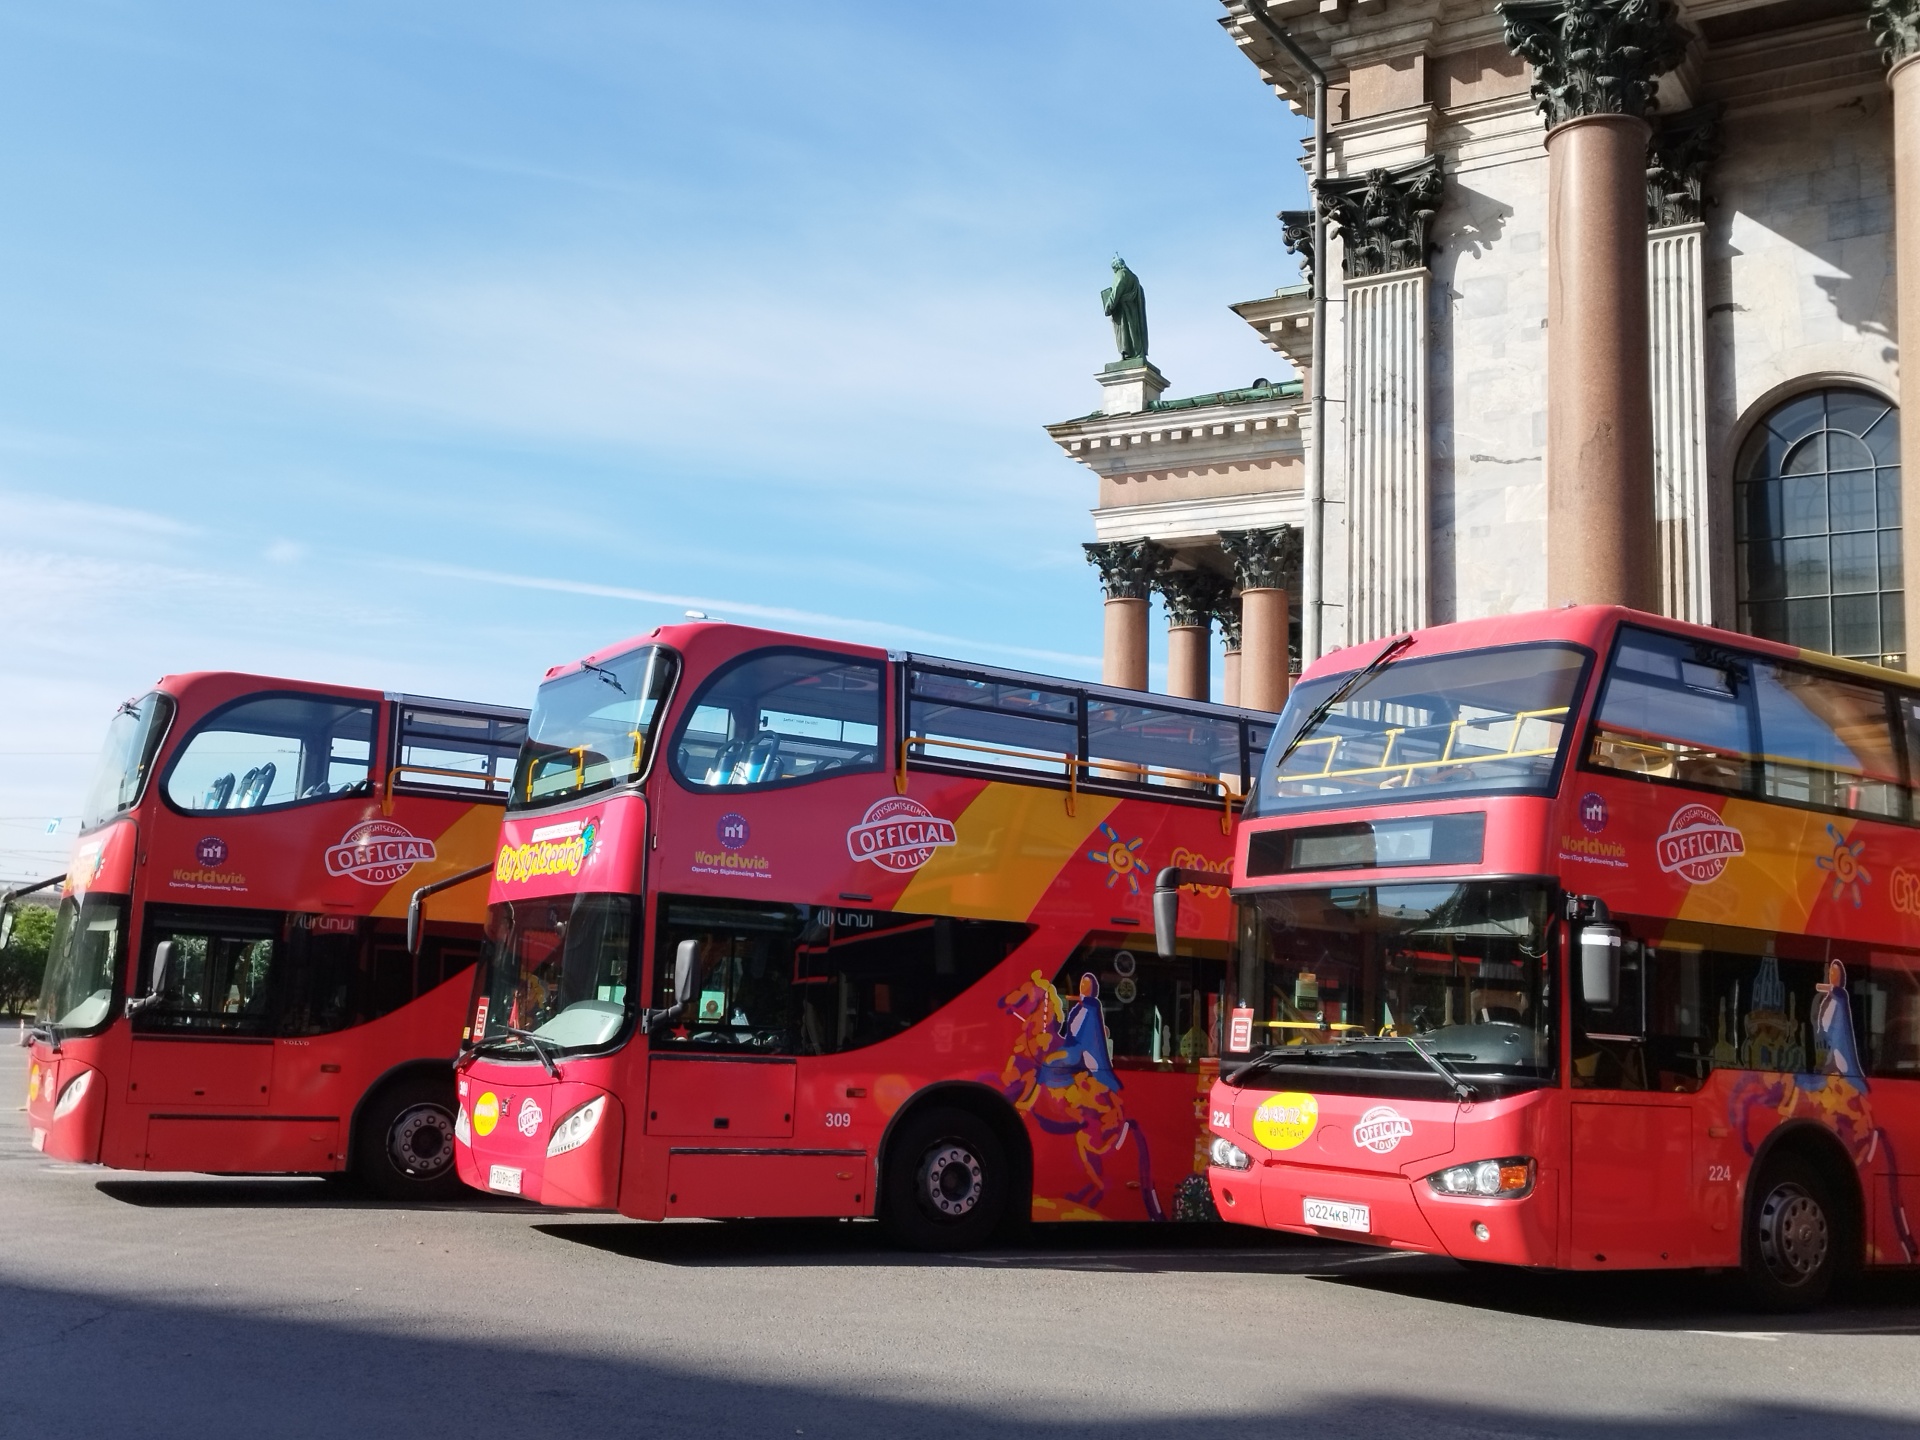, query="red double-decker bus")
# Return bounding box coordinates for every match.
[14,673,526,1197]
[1191,605,1920,1307]
[451,621,1272,1246]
